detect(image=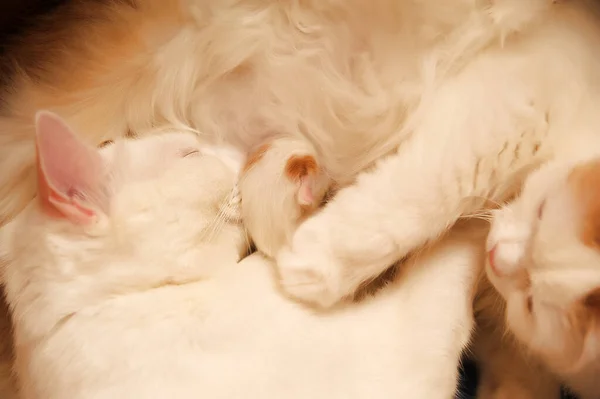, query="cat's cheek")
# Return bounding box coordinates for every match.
[505,297,536,344]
